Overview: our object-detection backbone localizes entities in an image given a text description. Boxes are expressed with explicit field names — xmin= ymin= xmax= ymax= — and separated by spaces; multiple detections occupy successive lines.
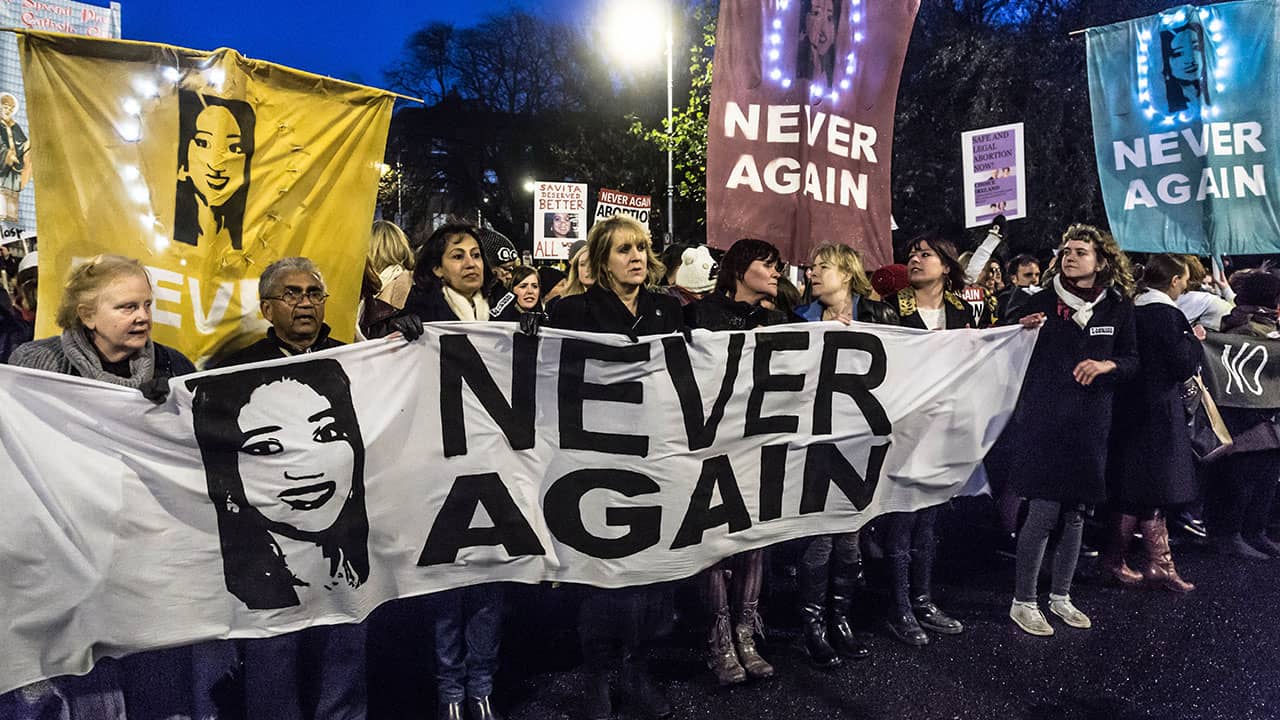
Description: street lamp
xmin=605 ymin=0 xmax=675 ymax=246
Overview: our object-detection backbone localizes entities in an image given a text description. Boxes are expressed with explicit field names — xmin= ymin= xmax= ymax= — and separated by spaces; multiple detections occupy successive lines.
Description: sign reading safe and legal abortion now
xmin=0 ymin=321 xmax=1035 ymax=693
xmin=1085 ymin=1 xmax=1280 ymax=255
xmin=961 ymin=123 xmax=1026 ymax=228
xmin=706 ymin=0 xmax=920 ymax=267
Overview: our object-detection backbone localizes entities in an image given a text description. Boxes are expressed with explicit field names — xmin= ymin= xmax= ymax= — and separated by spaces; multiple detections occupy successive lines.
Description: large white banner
xmin=0 ymin=322 xmax=1037 ymax=693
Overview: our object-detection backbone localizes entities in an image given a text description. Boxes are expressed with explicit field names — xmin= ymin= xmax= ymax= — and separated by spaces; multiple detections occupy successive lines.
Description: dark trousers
xmin=432 ymin=584 xmax=504 ymax=703
xmin=578 ymin=585 xmax=670 ymax=672
xmin=1212 ymin=451 xmax=1280 ymax=539
xmin=799 ymin=532 xmax=860 ymax=575
xmin=884 ymin=506 xmax=939 ymax=613
xmin=243 ymin=625 xmax=367 ymax=720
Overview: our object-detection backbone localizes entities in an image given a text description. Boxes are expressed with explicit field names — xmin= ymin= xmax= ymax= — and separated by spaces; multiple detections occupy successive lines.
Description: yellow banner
xmin=19 ymin=32 xmax=395 ymax=364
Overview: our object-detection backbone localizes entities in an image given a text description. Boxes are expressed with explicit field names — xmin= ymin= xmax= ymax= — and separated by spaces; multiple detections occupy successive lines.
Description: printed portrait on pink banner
xmin=706 ymin=0 xmax=919 ymax=267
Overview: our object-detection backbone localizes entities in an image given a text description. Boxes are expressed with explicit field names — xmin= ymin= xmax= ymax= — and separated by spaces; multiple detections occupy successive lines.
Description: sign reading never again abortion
xmin=0 ymin=322 xmax=1037 ymax=692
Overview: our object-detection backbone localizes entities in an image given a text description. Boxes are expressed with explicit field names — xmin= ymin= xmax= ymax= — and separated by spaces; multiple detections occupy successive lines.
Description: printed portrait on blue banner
xmin=188 ymin=358 xmax=370 ymax=610
xmin=1086 ymin=1 xmax=1280 ymax=256
xmin=174 ymin=91 xmax=256 ymax=250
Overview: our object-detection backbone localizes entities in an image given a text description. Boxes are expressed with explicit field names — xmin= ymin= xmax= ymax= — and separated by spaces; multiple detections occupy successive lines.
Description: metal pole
xmin=665 ymin=1 xmax=675 ymax=246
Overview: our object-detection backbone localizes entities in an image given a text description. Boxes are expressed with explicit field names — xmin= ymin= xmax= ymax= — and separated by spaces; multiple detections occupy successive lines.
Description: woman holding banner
xmin=793 ymin=243 xmax=893 ymax=667
xmin=6 ymin=254 xmax=232 ymax=719
xmin=880 ymin=234 xmax=981 ymax=646
xmin=1104 ymin=254 xmax=1202 ymax=592
xmin=686 ymin=238 xmax=790 ymax=685
xmin=991 ymin=224 xmax=1138 ymax=637
xmin=548 ymin=214 xmax=681 ymax=720
xmin=399 ymin=223 xmax=511 ymax=720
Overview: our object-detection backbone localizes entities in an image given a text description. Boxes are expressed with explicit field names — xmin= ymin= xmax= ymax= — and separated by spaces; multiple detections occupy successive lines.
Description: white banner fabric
xmin=0 ymin=322 xmax=1037 ymax=692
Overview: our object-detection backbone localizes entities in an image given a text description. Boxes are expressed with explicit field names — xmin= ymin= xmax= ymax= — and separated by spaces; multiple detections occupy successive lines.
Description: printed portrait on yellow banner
xmin=18 ymin=32 xmax=395 ymax=364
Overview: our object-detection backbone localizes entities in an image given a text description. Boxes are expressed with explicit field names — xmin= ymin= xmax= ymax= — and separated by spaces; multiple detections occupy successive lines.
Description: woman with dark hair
xmin=685 ymin=238 xmax=787 ymax=685
xmin=795 ymin=0 xmax=841 ymax=89
xmin=548 ymin=214 xmax=681 ymax=720
xmin=1160 ymin=22 xmax=1211 ymax=114
xmin=991 ymin=224 xmax=1138 ymax=637
xmin=399 ymin=222 xmax=512 ymax=720
xmin=1208 ymin=269 xmax=1280 ymax=560
xmin=1104 ymin=254 xmax=1202 ymax=592
xmin=877 ymin=234 xmax=988 ymax=646
xmin=508 ymin=265 xmax=542 ymax=313
xmin=174 ymin=91 xmax=255 ymax=249
xmin=189 ymin=358 xmax=369 ymax=609
xmin=791 ymin=242 xmax=892 ymax=667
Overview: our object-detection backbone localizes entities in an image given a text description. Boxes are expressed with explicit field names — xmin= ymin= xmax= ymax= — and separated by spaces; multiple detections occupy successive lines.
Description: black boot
xmin=468 ymin=696 xmax=503 ymax=720
xmin=797 ymin=563 xmax=842 ymax=668
xmin=912 ymin=595 xmax=963 ymax=635
xmin=886 ymin=552 xmax=928 ymax=646
xmin=621 ymin=653 xmax=671 ymax=719
xmin=829 ymin=559 xmax=870 ymax=660
xmin=1245 ymin=532 xmax=1280 ymax=558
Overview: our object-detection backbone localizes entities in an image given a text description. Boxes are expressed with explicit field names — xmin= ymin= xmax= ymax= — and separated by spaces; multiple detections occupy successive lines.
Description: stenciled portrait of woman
xmin=174 ymin=91 xmax=256 ymax=250
xmin=795 ymin=0 xmax=842 ymax=89
xmin=188 ymin=358 xmax=370 ymax=610
xmin=1160 ymin=21 xmax=1212 ymax=114
xmin=543 ymin=211 xmax=578 ymax=239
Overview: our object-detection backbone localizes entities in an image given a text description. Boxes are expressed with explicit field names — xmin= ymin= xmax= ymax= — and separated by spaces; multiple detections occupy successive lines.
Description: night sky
xmin=120 ymin=0 xmax=585 ymax=91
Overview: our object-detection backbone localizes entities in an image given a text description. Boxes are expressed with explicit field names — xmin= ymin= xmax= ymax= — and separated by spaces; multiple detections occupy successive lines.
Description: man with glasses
xmin=206 ymin=254 xmax=367 ymax=719
xmin=215 ymin=256 xmax=344 ymax=367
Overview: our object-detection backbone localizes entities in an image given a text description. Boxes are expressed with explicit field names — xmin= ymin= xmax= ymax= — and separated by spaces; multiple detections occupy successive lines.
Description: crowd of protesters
xmin=1 ymin=212 xmax=1279 ymax=720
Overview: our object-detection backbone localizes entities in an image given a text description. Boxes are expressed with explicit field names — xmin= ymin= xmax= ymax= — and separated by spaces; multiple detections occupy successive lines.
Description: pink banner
xmin=706 ymin=0 xmax=918 ymax=267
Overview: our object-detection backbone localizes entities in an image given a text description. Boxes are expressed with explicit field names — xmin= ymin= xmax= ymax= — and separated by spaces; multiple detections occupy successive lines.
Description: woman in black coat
xmin=401 ymin=223 xmax=510 ymax=720
xmin=685 ymin=238 xmax=787 ymax=686
xmin=790 ymin=242 xmax=889 ymax=668
xmin=879 ymin=234 xmax=986 ymax=647
xmin=1103 ymin=254 xmax=1202 ymax=592
xmin=990 ymin=224 xmax=1138 ymax=637
xmin=547 ymin=215 xmax=681 ymax=720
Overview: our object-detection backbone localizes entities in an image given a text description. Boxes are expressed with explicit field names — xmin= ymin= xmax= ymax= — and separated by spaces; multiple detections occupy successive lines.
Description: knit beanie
xmin=476 ymin=228 xmax=519 ymax=268
xmin=871 ymin=264 xmax=910 ymax=298
xmin=674 ymin=246 xmax=718 ymax=293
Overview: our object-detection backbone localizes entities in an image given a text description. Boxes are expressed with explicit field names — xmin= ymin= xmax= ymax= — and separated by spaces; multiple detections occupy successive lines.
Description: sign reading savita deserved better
xmin=705 ymin=0 xmax=920 ymax=267
xmin=533 ymin=181 xmax=587 ymax=260
xmin=593 ymin=187 xmax=651 ymax=229
xmin=1086 ymin=1 xmax=1280 ymax=255
xmin=960 ymin=122 xmax=1026 ymax=228
xmin=0 ymin=322 xmax=1037 ymax=693
xmin=19 ymin=32 xmax=396 ymax=364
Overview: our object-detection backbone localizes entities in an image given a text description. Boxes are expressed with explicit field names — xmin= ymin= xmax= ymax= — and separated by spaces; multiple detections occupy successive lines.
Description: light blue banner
xmin=1087 ymin=1 xmax=1280 ymax=256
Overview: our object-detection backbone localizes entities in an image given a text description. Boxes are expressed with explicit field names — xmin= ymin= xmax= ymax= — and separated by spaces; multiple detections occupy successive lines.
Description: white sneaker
xmin=1009 ymin=600 xmax=1054 ymax=636
xmin=1048 ymin=594 xmax=1092 ymax=629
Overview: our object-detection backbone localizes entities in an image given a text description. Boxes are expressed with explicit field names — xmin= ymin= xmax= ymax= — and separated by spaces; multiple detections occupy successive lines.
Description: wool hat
xmin=476 ymin=228 xmax=519 ymax=268
xmin=1232 ymin=269 xmax=1280 ymax=308
xmin=538 ymin=266 xmax=566 ymax=293
xmin=871 ymin=264 xmax=910 ymax=298
xmin=674 ymin=246 xmax=718 ymax=293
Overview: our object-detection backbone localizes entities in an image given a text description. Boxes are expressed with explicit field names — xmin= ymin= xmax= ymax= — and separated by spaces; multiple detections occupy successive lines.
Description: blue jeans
xmin=242 ymin=624 xmax=368 ymax=720
xmin=432 ymin=585 xmax=504 ymax=703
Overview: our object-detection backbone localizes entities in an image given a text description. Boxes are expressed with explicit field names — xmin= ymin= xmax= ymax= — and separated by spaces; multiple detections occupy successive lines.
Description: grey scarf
xmin=59 ymin=328 xmax=156 ymax=389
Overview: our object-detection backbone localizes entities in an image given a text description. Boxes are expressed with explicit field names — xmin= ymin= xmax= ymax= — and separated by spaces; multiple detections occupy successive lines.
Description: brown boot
xmin=1139 ymin=514 xmax=1195 ymax=593
xmin=733 ymin=601 xmax=774 ymax=680
xmin=707 ymin=606 xmax=746 ymax=685
xmin=1101 ymin=513 xmax=1144 ymax=586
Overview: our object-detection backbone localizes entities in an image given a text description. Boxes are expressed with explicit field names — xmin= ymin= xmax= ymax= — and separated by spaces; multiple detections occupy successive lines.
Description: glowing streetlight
xmin=523 ymin=179 xmax=536 ymax=193
xmin=603 ymin=0 xmax=675 ymax=246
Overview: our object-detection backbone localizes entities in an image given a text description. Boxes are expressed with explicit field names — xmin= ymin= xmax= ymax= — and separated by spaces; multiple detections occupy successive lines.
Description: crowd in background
xmin=1 ymin=214 xmax=1279 ymax=720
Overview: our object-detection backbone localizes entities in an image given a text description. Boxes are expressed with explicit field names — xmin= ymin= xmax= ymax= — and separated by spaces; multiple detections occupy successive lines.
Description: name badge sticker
xmin=1090 ymin=326 xmax=1115 ymax=336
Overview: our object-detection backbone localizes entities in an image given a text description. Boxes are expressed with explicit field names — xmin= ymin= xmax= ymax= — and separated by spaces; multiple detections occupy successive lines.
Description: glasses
xmin=263 ymin=288 xmax=329 ymax=306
